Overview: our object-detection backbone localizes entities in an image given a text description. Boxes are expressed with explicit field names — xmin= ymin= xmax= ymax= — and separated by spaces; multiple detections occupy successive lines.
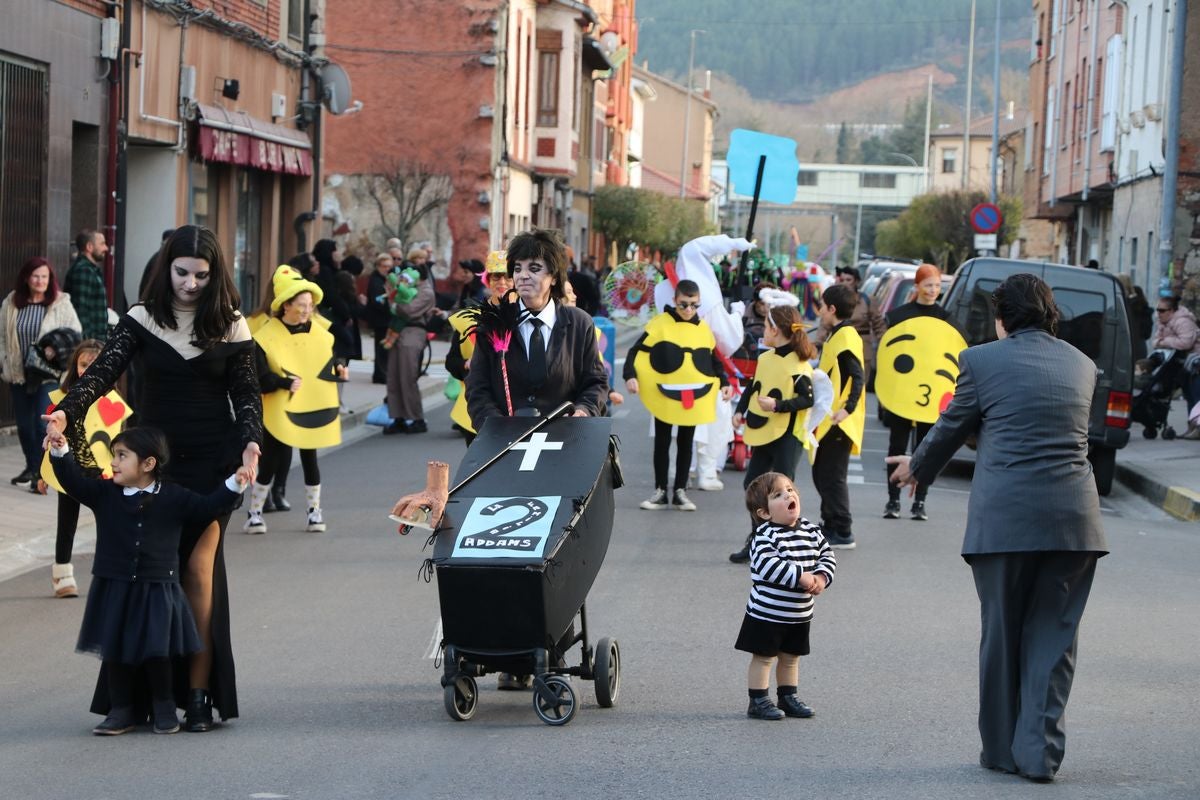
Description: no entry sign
xmin=969 ymin=202 xmax=1003 ymax=235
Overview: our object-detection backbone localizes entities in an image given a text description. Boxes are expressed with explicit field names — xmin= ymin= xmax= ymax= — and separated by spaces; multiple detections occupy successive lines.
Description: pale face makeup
xmin=171 ymin=257 xmax=211 ymax=305
xmin=513 ymin=258 xmax=554 ymax=312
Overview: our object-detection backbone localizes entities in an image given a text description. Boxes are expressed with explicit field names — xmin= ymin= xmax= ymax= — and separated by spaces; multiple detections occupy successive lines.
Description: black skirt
xmin=77 ymin=577 xmax=202 ymax=664
xmin=734 ymin=613 xmax=811 ymax=657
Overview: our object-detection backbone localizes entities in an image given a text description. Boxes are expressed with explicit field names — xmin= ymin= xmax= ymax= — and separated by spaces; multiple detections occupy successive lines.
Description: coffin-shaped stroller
xmin=430 ymin=413 xmax=622 ymax=725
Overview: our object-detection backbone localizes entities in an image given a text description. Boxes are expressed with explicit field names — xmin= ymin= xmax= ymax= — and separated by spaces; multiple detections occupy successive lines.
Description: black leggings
xmin=257 ymin=431 xmax=320 ymax=487
xmin=886 ymin=414 xmax=932 ymax=501
xmin=104 ymin=658 xmax=172 ymax=708
xmin=652 ymin=419 xmax=695 ymax=491
xmin=55 ymin=492 xmax=82 ymax=565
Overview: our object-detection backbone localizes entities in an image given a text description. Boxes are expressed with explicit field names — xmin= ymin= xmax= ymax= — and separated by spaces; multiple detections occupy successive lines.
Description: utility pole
xmin=1156 ymin=0 xmax=1188 ymax=297
xmin=963 ymin=0 xmax=976 ymax=190
xmin=989 ymin=0 xmax=1001 ymax=203
xmin=923 ymin=73 xmax=933 ymax=193
xmin=679 ymin=29 xmax=705 ymax=199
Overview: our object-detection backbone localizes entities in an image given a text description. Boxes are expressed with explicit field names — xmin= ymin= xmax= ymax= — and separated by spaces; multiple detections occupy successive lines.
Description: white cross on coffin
xmin=510 ymin=432 xmax=564 ymax=471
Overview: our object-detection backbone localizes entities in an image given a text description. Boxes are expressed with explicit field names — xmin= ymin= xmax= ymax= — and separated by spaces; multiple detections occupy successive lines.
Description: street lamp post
xmin=679 ymin=29 xmax=705 ymax=199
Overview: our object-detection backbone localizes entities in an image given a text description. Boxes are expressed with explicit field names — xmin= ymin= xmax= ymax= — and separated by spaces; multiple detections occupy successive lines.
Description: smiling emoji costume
xmin=253 ymin=265 xmax=342 ymax=449
xmin=630 ymin=307 xmax=721 ymax=426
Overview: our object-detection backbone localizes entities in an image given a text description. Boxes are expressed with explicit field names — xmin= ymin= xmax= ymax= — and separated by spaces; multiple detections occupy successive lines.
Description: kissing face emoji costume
xmin=875 ymin=316 xmax=967 ymax=424
xmin=631 ymin=310 xmax=720 ymax=426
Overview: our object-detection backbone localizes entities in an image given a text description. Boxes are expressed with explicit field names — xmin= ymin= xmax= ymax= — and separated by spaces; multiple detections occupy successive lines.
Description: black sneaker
xmin=883 ymin=499 xmax=901 ymax=519
xmin=746 ymin=695 xmax=785 ymax=720
xmin=911 ymin=501 xmax=928 ymax=521
xmin=183 ymin=689 xmax=213 ymax=732
xmin=728 ymin=546 xmax=750 ymax=564
xmin=827 ymin=532 xmax=857 ymax=550
xmin=152 ymin=701 xmax=180 ymax=734
xmin=92 ymin=707 xmax=135 ymax=736
xmin=777 ymin=694 xmax=815 ymax=718
xmin=10 ymin=469 xmax=33 ymax=486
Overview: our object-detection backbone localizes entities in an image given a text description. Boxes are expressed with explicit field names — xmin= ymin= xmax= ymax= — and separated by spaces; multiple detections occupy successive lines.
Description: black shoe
xmin=382 ymin=421 xmax=406 ymax=435
xmin=372 ymin=375 xmax=387 ymax=384
xmin=728 ymin=546 xmax=750 ymax=564
xmin=746 ymin=696 xmax=785 ymax=720
xmin=10 ymin=469 xmax=32 ymax=486
xmin=271 ymin=486 xmax=290 ymax=512
xmin=777 ymin=693 xmax=815 ymax=718
xmin=183 ymin=689 xmax=213 ymax=732
xmin=152 ymin=700 xmax=180 ymax=734
xmin=910 ymin=501 xmax=928 ymax=521
xmin=827 ymin=532 xmax=857 ymax=550
xmin=883 ymin=499 xmax=901 ymax=519
xmin=497 ymin=673 xmax=532 ymax=690
xmin=408 ymin=419 xmax=428 ymax=434
xmin=262 ymin=492 xmax=277 ymax=513
xmin=92 ymin=707 xmax=135 ymax=736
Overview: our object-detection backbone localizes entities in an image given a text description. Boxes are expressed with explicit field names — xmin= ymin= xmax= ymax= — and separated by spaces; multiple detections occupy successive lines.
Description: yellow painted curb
xmin=1163 ymin=486 xmax=1200 ymax=522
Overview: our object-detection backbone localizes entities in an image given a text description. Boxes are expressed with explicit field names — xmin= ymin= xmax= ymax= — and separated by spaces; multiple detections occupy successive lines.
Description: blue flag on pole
xmin=727 ymin=129 xmax=800 ymax=205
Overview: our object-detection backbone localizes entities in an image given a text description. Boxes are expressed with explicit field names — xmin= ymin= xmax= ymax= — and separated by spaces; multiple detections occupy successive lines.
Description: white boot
xmin=51 ymin=563 xmax=78 ymax=598
xmin=243 ymin=481 xmax=270 ymax=534
xmin=695 ymin=440 xmax=724 ymax=491
xmin=305 ymin=485 xmax=326 ymax=532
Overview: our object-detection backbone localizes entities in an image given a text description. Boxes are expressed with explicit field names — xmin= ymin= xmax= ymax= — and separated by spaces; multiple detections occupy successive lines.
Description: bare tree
xmin=363 ymin=158 xmax=454 ymax=246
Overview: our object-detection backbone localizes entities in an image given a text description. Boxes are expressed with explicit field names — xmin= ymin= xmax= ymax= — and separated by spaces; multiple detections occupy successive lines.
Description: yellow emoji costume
xmin=40 ymin=388 xmax=132 ymax=493
xmin=875 ymin=315 xmax=967 ymax=424
xmin=742 ymin=348 xmax=816 ymax=453
xmin=254 ymin=265 xmax=342 ymax=449
xmin=629 ymin=310 xmax=721 ymax=426
xmin=815 ymin=325 xmax=866 ymax=454
xmin=446 ymin=307 xmax=480 ymax=433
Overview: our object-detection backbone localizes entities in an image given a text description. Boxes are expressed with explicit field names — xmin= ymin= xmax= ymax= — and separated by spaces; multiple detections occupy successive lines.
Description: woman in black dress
xmin=46 ymin=225 xmax=262 ymax=731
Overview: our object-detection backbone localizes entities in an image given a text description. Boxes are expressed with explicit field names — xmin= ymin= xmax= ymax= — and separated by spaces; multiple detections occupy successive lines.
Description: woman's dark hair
xmin=13 ymin=257 xmax=60 ymax=309
xmin=142 ymin=225 xmax=241 ymax=349
xmin=61 ymin=339 xmax=104 ymax=392
xmin=312 ymin=239 xmax=339 ymax=271
xmin=341 ymin=255 xmax=364 ymax=276
xmin=112 ymin=426 xmax=171 ymax=480
xmin=822 ymin=283 xmax=857 ymax=320
xmin=506 ymin=228 xmax=567 ymax=302
xmin=766 ymin=305 xmax=817 ymax=360
xmin=745 ymin=471 xmax=788 ymax=523
xmin=991 ymin=273 xmax=1059 ymax=335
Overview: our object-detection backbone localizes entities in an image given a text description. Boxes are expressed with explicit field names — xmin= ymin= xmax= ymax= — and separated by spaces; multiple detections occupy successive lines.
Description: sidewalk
xmin=1113 ymin=395 xmax=1200 ymax=521
xmin=0 ymin=333 xmax=453 ymax=584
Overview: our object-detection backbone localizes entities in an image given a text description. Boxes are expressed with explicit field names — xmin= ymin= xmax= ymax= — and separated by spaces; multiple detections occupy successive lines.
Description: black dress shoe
xmin=776 ymin=694 xmax=815 ymax=718
xmin=746 ymin=696 xmax=784 ymax=720
xmin=92 ymin=707 xmax=135 ymax=735
xmin=183 ymin=689 xmax=213 ymax=732
xmin=382 ymin=421 xmax=405 ymax=435
xmin=728 ymin=546 xmax=750 ymax=564
xmin=270 ymin=486 xmax=290 ymax=512
xmin=408 ymin=419 xmax=428 ymax=433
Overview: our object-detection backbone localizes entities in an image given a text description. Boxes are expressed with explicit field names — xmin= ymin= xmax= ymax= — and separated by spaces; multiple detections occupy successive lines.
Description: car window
xmin=954 ymin=277 xmax=1002 ymax=345
xmin=1052 ymin=286 xmax=1107 ymax=361
xmin=888 ymin=278 xmax=914 ymax=311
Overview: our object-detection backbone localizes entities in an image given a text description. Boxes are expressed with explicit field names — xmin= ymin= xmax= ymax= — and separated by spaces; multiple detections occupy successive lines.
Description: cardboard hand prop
xmin=391 ymin=461 xmax=450 ymax=534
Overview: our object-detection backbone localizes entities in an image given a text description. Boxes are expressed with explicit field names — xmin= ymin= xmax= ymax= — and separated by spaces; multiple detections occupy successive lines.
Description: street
xmin=2 ymin=395 xmax=1198 ymax=799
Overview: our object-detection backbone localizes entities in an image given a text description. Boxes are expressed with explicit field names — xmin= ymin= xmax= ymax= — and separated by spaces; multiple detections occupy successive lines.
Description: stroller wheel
xmin=1163 ymin=426 xmax=1178 ymax=440
xmin=593 ymin=637 xmax=621 ymax=708
xmin=533 ymin=675 xmax=577 ymax=726
xmin=1143 ymin=426 xmax=1158 ymax=439
xmin=444 ymin=675 xmax=478 ymax=721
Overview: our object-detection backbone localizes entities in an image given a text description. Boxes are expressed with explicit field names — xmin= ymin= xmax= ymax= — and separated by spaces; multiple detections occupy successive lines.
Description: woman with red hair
xmin=0 ymin=257 xmax=81 ymax=489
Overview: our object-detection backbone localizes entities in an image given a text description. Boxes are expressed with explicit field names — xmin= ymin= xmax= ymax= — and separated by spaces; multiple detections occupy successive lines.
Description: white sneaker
xmin=639 ymin=488 xmax=669 ymax=510
xmin=306 ymin=508 xmax=327 ymax=533
xmin=672 ymin=488 xmax=697 ymax=511
xmin=243 ymin=512 xmax=267 ymax=534
xmin=697 ymin=476 xmax=724 ymax=491
xmin=51 ymin=563 xmax=78 ymax=598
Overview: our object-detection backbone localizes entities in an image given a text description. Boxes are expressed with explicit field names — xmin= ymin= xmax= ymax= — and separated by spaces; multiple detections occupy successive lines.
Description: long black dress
xmin=58 ymin=304 xmax=262 ymax=720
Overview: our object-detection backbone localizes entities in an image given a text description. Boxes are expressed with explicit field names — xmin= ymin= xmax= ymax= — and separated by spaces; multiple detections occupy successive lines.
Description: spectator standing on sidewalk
xmin=65 ymin=230 xmax=110 ymax=343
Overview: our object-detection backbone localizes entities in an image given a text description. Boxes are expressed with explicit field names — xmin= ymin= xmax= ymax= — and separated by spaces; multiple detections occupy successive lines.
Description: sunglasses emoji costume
xmin=874 ymin=315 xmax=967 ymax=424
xmin=254 ymin=265 xmax=343 ymax=449
xmin=630 ymin=306 xmax=721 ymax=426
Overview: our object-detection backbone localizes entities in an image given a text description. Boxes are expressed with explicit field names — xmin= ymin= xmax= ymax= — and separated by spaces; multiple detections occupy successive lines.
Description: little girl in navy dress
xmin=48 ymin=426 xmax=250 ymax=735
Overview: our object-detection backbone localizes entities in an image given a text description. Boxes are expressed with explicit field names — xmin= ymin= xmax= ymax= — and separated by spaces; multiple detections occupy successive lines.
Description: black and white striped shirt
xmin=746 ymin=517 xmax=836 ymax=624
xmin=15 ymin=303 xmax=47 ymax=357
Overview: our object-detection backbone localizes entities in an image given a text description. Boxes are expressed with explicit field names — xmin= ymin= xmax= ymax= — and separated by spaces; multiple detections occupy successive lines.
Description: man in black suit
xmin=888 ymin=273 xmax=1108 ymax=782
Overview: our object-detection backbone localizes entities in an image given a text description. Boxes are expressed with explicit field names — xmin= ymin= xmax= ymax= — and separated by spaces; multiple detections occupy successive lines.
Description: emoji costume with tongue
xmin=628 ymin=306 xmax=722 ymax=426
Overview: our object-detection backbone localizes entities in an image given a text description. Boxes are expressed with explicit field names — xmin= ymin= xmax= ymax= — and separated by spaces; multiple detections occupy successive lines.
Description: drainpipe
xmin=1155 ymin=0 xmax=1187 ymax=297
xmin=1081 ymin=0 xmax=1100 ymax=202
xmin=1048 ymin=0 xmax=1067 ymax=210
xmin=103 ymin=1 xmax=121 ymax=304
xmin=137 ymin=0 xmax=185 ymax=150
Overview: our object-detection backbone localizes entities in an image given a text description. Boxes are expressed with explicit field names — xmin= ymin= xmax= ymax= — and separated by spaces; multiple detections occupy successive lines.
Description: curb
xmin=1116 ymin=463 xmax=1200 ymax=522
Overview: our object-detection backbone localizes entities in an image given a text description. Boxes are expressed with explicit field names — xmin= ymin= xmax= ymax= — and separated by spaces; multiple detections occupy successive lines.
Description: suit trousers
xmin=811 ymin=426 xmax=853 ymax=535
xmin=386 ymin=326 xmax=427 ymax=421
xmin=967 ymin=551 xmax=1099 ymax=778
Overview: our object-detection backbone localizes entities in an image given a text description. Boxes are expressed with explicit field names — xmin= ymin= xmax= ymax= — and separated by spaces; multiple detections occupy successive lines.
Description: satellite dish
xmin=320 ymin=63 xmax=354 ymax=115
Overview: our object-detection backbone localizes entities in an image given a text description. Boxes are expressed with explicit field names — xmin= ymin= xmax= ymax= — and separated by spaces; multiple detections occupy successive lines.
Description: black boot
xmin=271 ymin=477 xmax=290 ymax=512
xmin=184 ymin=689 xmax=213 ymax=732
xmin=92 ymin=706 xmax=136 ymax=735
xmin=728 ymin=531 xmax=753 ymax=563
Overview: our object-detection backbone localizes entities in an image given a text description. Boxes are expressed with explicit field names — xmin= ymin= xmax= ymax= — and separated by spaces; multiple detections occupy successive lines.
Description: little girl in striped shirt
xmin=734 ymin=471 xmax=836 ymax=720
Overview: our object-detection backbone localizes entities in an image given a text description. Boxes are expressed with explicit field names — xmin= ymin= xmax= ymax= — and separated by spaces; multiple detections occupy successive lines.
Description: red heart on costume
xmin=97 ymin=396 xmax=126 ymax=427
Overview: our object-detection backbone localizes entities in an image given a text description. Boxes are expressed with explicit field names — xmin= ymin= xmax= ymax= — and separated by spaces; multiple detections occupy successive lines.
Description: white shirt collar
xmin=519 ymin=299 xmax=557 ymax=330
xmin=122 ymin=482 xmax=159 ymax=496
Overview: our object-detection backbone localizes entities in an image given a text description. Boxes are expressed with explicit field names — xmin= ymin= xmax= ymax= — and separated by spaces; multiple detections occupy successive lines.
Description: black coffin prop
xmin=433 ymin=416 xmax=616 ymax=653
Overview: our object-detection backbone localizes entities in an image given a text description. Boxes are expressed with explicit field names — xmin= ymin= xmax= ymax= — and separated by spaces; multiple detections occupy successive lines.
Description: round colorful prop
xmin=603 ymin=261 xmax=662 ymax=328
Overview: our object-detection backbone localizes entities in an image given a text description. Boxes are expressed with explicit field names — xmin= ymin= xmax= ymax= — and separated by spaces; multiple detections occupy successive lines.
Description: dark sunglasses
xmin=676 ymin=301 xmax=700 ymax=310
xmin=636 ymin=341 xmax=716 ymax=376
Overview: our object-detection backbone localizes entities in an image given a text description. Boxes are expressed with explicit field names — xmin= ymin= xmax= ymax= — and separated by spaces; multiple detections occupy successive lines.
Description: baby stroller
xmin=1132 ymin=348 xmax=1182 ymax=439
xmin=429 ymin=410 xmax=622 ymax=726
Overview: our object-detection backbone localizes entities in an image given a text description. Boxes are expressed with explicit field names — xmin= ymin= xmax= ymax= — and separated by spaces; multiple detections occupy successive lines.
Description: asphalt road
xmin=2 ymin=396 xmax=1198 ymax=799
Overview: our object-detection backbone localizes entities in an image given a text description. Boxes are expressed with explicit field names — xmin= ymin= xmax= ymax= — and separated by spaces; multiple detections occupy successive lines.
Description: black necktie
xmin=528 ymin=318 xmax=547 ymax=386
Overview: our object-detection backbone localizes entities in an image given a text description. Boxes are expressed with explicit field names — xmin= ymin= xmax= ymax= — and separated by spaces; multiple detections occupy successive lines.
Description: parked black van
xmin=940 ymin=257 xmax=1133 ymax=495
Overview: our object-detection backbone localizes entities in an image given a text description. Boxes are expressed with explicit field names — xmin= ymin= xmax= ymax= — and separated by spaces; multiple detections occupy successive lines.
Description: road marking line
xmin=848 ymin=476 xmax=865 ymax=484
xmin=425 ymin=619 xmax=443 ymax=660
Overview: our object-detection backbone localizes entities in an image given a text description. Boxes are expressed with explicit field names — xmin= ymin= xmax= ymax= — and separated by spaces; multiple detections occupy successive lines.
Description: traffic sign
xmin=973 ymin=233 xmax=998 ymax=251
xmin=969 ymin=202 xmax=1003 ymax=235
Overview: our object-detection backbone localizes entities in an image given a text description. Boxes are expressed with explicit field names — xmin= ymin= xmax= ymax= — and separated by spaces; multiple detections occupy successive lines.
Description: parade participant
xmin=811 ymin=284 xmax=865 ymax=550
xmin=244 ymin=265 xmax=346 ymax=535
xmin=728 ymin=298 xmax=821 ymax=563
xmin=875 ymin=263 xmax=965 ymax=521
xmin=1 ymin=257 xmax=82 ymax=490
xmin=888 ymin=273 xmax=1107 ymax=782
xmin=446 ymin=252 xmax=514 ymax=445
xmin=465 ymin=228 xmax=607 ymax=425
xmin=382 ymin=248 xmax=436 ymax=435
xmin=625 ymin=279 xmax=731 ymax=512
xmin=45 ymin=224 xmax=262 ymax=732
xmin=48 ymin=425 xmax=251 ymax=735
xmin=809 ymin=266 xmax=885 ymax=374
xmin=43 ymin=339 xmax=132 ymax=597
xmin=735 ymin=471 xmax=835 ymax=720
xmin=563 ymin=276 xmax=624 ymax=411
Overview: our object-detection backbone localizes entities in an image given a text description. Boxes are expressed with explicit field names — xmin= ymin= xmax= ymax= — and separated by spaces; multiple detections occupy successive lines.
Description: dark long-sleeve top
xmin=829 ymin=321 xmax=865 ymax=414
xmin=254 ymin=319 xmax=312 ymax=392
xmin=734 ymin=344 xmax=814 ymax=416
xmin=50 ymin=450 xmax=241 ymax=582
xmin=746 ymin=517 xmax=836 ymax=624
xmin=621 ymin=306 xmax=729 ymax=387
xmin=366 ymin=269 xmax=391 ymax=329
